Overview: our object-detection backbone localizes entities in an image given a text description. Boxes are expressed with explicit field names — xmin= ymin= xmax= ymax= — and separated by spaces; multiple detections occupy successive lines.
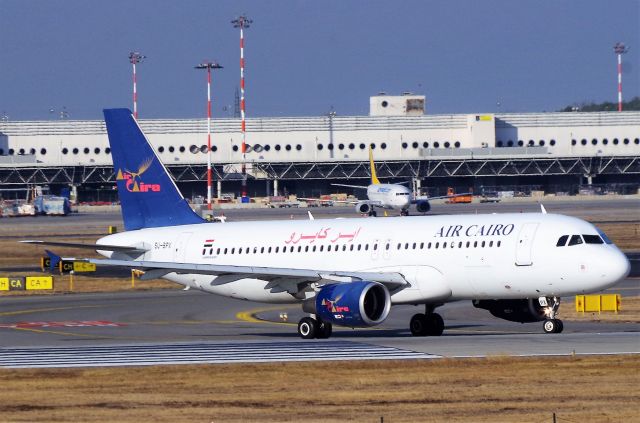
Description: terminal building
xmin=0 ymin=94 xmax=638 ymax=201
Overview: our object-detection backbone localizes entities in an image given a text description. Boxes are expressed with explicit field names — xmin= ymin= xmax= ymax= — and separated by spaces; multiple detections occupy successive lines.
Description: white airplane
xmin=306 ymin=149 xmax=470 ymax=216
xmin=23 ymin=109 xmax=630 ymax=339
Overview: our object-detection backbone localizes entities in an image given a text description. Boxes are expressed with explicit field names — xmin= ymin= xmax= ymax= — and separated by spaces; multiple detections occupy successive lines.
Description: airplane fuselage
xmin=366 ymin=183 xmax=412 ymax=211
xmin=98 ymin=213 xmax=629 ymax=305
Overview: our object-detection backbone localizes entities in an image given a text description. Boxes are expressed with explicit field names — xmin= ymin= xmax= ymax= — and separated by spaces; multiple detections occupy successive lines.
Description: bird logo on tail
xmin=116 ymin=157 xmax=161 ymax=193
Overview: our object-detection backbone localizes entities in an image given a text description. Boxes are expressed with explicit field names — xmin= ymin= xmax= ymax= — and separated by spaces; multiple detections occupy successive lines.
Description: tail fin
xmin=103 ymin=108 xmax=204 ymax=231
xmin=45 ymin=249 xmax=61 ymax=272
xmin=369 ymin=147 xmax=380 ymax=185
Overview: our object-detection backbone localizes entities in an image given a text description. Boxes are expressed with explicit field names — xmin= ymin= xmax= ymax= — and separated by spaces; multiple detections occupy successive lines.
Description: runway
xmin=0 ymin=278 xmax=637 ymax=368
xmin=1 ymin=197 xmax=638 ymax=368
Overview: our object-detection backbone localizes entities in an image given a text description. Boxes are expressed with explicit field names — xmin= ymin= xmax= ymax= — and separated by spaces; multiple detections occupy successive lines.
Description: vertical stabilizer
xmin=369 ymin=147 xmax=381 ymax=185
xmin=103 ymin=108 xmax=204 ymax=231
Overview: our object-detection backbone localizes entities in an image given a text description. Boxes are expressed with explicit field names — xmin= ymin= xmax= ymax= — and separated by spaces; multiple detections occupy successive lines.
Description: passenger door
xmin=173 ymin=232 xmax=193 ymax=263
xmin=515 ymin=223 xmax=539 ymax=266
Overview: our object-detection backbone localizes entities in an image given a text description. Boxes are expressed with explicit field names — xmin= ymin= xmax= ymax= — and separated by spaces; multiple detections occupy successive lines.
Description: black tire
xmin=554 ymin=319 xmax=564 ymax=334
xmin=427 ymin=313 xmax=444 ymax=336
xmin=298 ymin=317 xmax=317 ymax=339
xmin=316 ymin=321 xmax=333 ymax=339
xmin=410 ymin=313 xmax=428 ymax=336
xmin=370 ymin=210 xmax=377 ymax=217
xmin=543 ymin=319 xmax=559 ymax=334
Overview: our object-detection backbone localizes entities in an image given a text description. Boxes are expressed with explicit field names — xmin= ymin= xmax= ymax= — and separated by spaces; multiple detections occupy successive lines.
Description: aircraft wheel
xmin=298 ymin=317 xmax=317 ymax=339
xmin=543 ymin=318 xmax=563 ymax=334
xmin=316 ymin=321 xmax=333 ymax=339
xmin=427 ymin=313 xmax=444 ymax=336
xmin=401 ymin=210 xmax=409 ymax=216
xmin=369 ymin=210 xmax=377 ymax=217
xmin=410 ymin=313 xmax=428 ymax=336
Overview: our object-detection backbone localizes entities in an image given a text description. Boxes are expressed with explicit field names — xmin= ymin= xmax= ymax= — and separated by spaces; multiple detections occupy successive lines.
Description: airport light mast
xmin=195 ymin=61 xmax=223 ymax=210
xmin=232 ymin=14 xmax=252 ymax=201
xmin=613 ymin=42 xmax=629 ymax=112
xmin=129 ymin=52 xmax=145 ymax=119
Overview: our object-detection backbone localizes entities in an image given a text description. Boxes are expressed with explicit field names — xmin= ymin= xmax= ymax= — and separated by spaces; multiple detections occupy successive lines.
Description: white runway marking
xmin=0 ymin=341 xmax=439 ymax=369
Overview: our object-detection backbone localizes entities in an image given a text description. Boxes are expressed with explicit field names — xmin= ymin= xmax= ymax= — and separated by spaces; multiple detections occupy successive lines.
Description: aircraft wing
xmin=86 ymin=258 xmax=408 ymax=293
xmin=298 ymin=197 xmax=362 ymax=206
xmin=20 ymin=240 xmax=147 ymax=254
xmin=414 ymin=192 xmax=474 ymax=201
xmin=331 ymin=183 xmax=369 ymax=190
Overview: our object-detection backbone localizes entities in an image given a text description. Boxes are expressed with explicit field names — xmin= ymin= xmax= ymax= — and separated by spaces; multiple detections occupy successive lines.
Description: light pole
xmin=195 ymin=61 xmax=223 ymax=210
xmin=613 ymin=42 xmax=629 ymax=112
xmin=129 ymin=52 xmax=146 ymax=119
xmin=232 ymin=14 xmax=252 ymax=201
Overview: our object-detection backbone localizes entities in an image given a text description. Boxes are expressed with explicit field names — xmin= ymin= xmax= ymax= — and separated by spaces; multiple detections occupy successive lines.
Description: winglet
xmin=540 ymin=204 xmax=547 ymax=214
xmin=308 ymin=211 xmax=315 ymax=220
xmin=369 ymin=147 xmax=381 ymax=185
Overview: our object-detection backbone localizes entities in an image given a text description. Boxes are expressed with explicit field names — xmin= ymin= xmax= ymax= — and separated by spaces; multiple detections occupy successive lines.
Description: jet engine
xmin=472 ymin=299 xmax=547 ymax=323
xmin=355 ymin=201 xmax=372 ymax=215
xmin=304 ymin=281 xmax=391 ymax=327
xmin=415 ymin=200 xmax=431 ymax=213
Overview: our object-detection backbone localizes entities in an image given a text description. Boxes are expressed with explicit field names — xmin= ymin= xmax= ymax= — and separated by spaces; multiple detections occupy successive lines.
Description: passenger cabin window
xmin=556 ymin=235 xmax=569 ymax=247
xmin=582 ymin=235 xmax=604 ymax=244
xmin=568 ymin=235 xmax=583 ymax=246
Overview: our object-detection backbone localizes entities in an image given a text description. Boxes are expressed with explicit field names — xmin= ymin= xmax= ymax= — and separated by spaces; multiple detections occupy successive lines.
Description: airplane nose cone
xmin=614 ymin=251 xmax=632 ymax=281
xmin=603 ymin=249 xmax=631 ymax=288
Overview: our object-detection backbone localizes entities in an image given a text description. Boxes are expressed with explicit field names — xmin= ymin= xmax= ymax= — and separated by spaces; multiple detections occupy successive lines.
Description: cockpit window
xmin=395 ymin=192 xmax=410 ymax=196
xmin=567 ymin=235 xmax=583 ymax=246
xmin=583 ymin=234 xmax=604 ymax=244
xmin=556 ymin=235 xmax=569 ymax=247
xmin=596 ymin=228 xmax=613 ymax=244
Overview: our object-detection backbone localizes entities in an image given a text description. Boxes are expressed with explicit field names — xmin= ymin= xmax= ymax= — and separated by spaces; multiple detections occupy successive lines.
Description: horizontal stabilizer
xmin=20 ymin=240 xmax=147 ymax=254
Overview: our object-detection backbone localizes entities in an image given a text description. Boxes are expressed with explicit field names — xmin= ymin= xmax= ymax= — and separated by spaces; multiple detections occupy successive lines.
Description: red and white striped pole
xmin=613 ymin=42 xmax=629 ymax=112
xmin=195 ymin=62 xmax=223 ymax=210
xmin=129 ymin=52 xmax=145 ymax=119
xmin=232 ymin=15 xmax=252 ymax=200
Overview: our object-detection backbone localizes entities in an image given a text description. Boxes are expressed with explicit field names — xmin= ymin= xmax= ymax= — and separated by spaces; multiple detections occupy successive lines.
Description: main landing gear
xmin=409 ymin=305 xmax=444 ymax=336
xmin=541 ymin=296 xmax=563 ymax=334
xmin=298 ymin=316 xmax=332 ymax=339
xmin=368 ymin=210 xmax=377 ymax=217
xmin=400 ymin=209 xmax=409 ymax=216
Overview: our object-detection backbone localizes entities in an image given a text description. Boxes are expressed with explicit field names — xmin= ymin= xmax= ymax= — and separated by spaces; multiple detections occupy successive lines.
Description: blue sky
xmin=1 ymin=0 xmax=638 ymax=120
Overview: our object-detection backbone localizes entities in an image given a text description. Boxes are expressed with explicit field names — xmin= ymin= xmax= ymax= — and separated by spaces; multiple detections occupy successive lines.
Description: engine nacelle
xmin=305 ymin=281 xmax=391 ymax=327
xmin=472 ymin=299 xmax=547 ymax=323
xmin=415 ymin=200 xmax=431 ymax=213
xmin=355 ymin=201 xmax=371 ymax=214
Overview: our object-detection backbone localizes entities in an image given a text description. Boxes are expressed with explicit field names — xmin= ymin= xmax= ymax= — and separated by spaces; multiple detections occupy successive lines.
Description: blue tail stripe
xmin=103 ymin=109 xmax=204 ymax=231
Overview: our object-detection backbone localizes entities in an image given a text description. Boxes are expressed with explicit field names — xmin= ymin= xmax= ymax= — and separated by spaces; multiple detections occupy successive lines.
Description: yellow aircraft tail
xmin=369 ymin=148 xmax=381 ymax=185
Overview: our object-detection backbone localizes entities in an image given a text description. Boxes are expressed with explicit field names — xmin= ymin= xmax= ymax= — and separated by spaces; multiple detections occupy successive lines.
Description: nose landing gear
xmin=540 ymin=296 xmax=563 ymax=334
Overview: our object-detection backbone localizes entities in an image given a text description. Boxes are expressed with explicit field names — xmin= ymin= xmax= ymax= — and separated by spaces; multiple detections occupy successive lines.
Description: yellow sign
xmin=26 ymin=276 xmax=54 ymax=290
xmin=575 ymin=294 xmax=621 ymax=313
xmin=0 ymin=278 xmax=8 ymax=291
xmin=73 ymin=262 xmax=96 ymax=272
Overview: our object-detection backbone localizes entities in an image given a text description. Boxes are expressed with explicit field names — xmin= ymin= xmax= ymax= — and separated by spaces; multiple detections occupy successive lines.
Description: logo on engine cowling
xmin=321 ymin=297 xmax=350 ymax=314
